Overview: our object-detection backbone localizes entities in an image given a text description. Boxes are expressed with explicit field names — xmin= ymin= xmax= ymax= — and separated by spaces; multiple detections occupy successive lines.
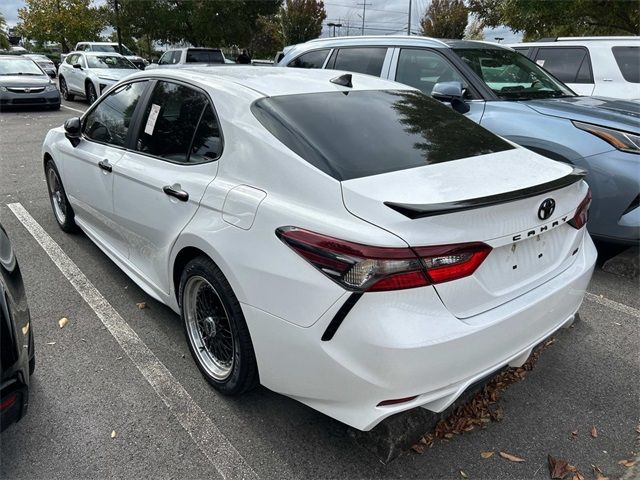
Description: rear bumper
xmin=244 ymin=233 xmax=597 ymax=430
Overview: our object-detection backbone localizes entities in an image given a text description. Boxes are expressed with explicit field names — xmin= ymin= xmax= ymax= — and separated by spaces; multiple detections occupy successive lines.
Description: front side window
xmin=252 ymin=90 xmax=513 ymax=181
xmin=86 ymin=55 xmax=136 ymax=69
xmin=83 ymin=81 xmax=148 ymax=147
xmin=288 ymin=49 xmax=330 ymax=69
xmin=135 ymin=81 xmax=210 ymax=163
xmin=612 ymin=46 xmax=640 ymax=83
xmin=66 ymin=54 xmax=78 ymax=65
xmin=78 ymin=55 xmax=87 ymax=68
xmin=454 ymin=47 xmax=574 ymax=100
xmin=328 ymin=47 xmax=387 ymax=76
xmin=534 ymin=47 xmax=593 ymax=84
xmin=186 ymin=49 xmax=224 ymax=64
xmin=396 ymin=48 xmax=467 ymax=96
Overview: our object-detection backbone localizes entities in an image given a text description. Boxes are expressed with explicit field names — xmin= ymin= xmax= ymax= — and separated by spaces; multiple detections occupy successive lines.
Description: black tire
xmin=45 ymin=159 xmax=78 ymax=233
xmin=59 ymin=76 xmax=74 ymax=101
xmin=50 ymin=103 xmax=61 ymax=111
xmin=179 ymin=256 xmax=258 ymax=395
xmin=86 ymin=82 xmax=97 ymax=105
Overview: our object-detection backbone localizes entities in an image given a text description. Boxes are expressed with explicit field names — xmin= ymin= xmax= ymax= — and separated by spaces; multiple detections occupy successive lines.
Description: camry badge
xmin=538 ymin=198 xmax=556 ymax=220
xmin=24 ymin=88 xmax=31 ymax=93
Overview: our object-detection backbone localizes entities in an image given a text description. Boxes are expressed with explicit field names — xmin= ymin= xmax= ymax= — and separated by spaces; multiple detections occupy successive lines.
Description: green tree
xmin=251 ymin=14 xmax=285 ymax=59
xmin=17 ymin=0 xmax=107 ymax=52
xmin=280 ymin=0 xmax=326 ymax=45
xmin=420 ymin=0 xmax=468 ymax=39
xmin=468 ymin=0 xmax=639 ymax=40
xmin=0 ymin=13 xmax=10 ymax=50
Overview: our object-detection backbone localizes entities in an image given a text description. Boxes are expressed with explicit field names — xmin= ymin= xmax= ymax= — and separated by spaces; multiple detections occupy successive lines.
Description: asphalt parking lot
xmin=0 ymin=96 xmax=638 ymax=480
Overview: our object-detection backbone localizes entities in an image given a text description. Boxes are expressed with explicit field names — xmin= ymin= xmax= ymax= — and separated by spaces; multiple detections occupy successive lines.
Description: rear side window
xmin=84 ymin=81 xmax=147 ymax=147
xmin=612 ymin=47 xmax=639 ymax=83
xmin=288 ymin=49 xmax=330 ymax=68
xmin=252 ymin=90 xmax=513 ymax=181
xmin=135 ymin=81 xmax=213 ymax=163
xmin=190 ymin=104 xmax=223 ymax=162
xmin=186 ymin=49 xmax=224 ymax=64
xmin=328 ymin=47 xmax=387 ymax=76
xmin=534 ymin=47 xmax=593 ymax=83
xmin=512 ymin=47 xmax=531 ymax=57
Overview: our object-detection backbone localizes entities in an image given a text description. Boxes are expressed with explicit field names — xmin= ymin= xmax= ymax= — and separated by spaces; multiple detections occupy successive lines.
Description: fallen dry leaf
xmin=591 ymin=426 xmax=598 ymax=438
xmin=571 ymin=430 xmax=578 ymax=438
xmin=591 ymin=465 xmax=609 ymax=480
xmin=618 ymin=459 xmax=635 ymax=468
xmin=499 ymin=451 xmax=525 ymax=463
xmin=548 ymin=454 xmax=570 ymax=479
xmin=58 ymin=317 xmax=68 ymax=329
xmin=46 ymin=341 xmax=56 ymax=345
xmin=411 ymin=443 xmax=427 ymax=454
xmin=460 ymin=471 xmax=468 ymax=478
xmin=571 ymin=472 xmax=585 ymax=480
xmin=480 ymin=451 xmax=494 ymax=459
xmin=136 ymin=302 xmax=147 ymax=309
xmin=111 ymin=430 xmax=117 ymax=439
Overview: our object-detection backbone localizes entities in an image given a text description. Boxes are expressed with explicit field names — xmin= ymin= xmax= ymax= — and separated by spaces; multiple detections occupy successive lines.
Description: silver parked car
xmin=58 ymin=52 xmax=138 ymax=104
xmin=0 ymin=55 xmax=60 ymax=110
xmin=22 ymin=54 xmax=57 ymax=78
xmin=279 ymin=36 xmax=640 ymax=245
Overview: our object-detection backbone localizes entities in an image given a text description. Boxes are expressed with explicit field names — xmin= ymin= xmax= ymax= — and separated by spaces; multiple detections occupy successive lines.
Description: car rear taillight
xmin=276 ymin=227 xmax=492 ymax=292
xmin=568 ymin=188 xmax=592 ymax=230
xmin=0 ymin=393 xmax=17 ymax=411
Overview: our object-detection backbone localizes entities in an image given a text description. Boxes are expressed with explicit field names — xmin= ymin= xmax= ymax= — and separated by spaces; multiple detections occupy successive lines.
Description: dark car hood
xmin=524 ymin=96 xmax=640 ymax=133
xmin=0 ymin=74 xmax=51 ymax=88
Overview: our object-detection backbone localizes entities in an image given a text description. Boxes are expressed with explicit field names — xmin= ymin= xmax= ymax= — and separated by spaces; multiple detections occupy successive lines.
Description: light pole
xmin=357 ymin=2 xmax=372 ymax=35
xmin=494 ymin=37 xmax=504 ymax=43
xmin=327 ymin=22 xmax=343 ymax=37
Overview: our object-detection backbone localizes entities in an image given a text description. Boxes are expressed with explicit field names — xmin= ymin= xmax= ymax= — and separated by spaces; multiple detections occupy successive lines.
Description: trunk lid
xmin=341 ymin=148 xmax=588 ymax=319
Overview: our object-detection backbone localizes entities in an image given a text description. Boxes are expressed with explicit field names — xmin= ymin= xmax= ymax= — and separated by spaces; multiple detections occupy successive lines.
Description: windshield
xmin=87 ymin=55 xmax=136 ymax=69
xmin=453 ymin=48 xmax=574 ymax=100
xmin=25 ymin=55 xmax=50 ymax=62
xmin=0 ymin=58 xmax=45 ymax=76
xmin=92 ymin=44 xmax=135 ymax=55
xmin=252 ymin=90 xmax=513 ymax=181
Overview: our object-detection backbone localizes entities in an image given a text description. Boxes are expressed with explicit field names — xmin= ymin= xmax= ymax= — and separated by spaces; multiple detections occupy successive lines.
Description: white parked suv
xmin=58 ymin=52 xmax=138 ymax=104
xmin=509 ymin=36 xmax=640 ymax=100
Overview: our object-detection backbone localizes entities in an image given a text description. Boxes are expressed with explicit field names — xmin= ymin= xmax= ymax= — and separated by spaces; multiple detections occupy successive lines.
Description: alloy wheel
xmin=183 ymin=276 xmax=235 ymax=380
xmin=47 ymin=167 xmax=67 ymax=224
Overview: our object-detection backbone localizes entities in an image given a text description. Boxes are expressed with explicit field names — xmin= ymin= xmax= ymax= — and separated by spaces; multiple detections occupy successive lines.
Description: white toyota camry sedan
xmin=42 ymin=67 xmax=597 ymax=430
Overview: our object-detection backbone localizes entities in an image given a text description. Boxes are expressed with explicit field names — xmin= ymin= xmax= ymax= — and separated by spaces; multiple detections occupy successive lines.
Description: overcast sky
xmin=1 ymin=0 xmax=522 ymax=43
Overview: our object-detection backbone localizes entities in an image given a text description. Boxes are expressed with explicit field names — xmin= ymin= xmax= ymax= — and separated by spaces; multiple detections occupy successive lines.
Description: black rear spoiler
xmin=385 ymin=167 xmax=587 ymax=219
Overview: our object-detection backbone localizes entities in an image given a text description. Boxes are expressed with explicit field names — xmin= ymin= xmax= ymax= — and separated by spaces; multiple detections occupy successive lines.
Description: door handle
xmin=98 ymin=159 xmax=112 ymax=172
xmin=163 ymin=185 xmax=189 ymax=202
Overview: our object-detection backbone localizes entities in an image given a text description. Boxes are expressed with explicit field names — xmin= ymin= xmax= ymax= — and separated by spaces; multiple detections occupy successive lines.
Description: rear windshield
xmin=252 ymin=90 xmax=513 ymax=181
xmin=186 ymin=49 xmax=224 ymax=64
xmin=612 ymin=47 xmax=639 ymax=83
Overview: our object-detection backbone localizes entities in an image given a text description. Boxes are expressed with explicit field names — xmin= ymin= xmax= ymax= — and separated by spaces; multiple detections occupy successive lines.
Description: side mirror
xmin=72 ymin=63 xmax=82 ymax=69
xmin=64 ymin=117 xmax=82 ymax=147
xmin=431 ymin=81 xmax=470 ymax=114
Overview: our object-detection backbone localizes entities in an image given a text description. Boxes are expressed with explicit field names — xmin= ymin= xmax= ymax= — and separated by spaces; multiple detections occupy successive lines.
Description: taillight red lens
xmin=277 ymin=227 xmax=492 ymax=292
xmin=415 ymin=243 xmax=493 ymax=284
xmin=568 ymin=188 xmax=592 ymax=230
xmin=0 ymin=393 xmax=17 ymax=411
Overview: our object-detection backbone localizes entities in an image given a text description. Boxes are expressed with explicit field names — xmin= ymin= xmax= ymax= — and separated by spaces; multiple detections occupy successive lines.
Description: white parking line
xmin=8 ymin=202 xmax=258 ymax=480
xmin=585 ymin=292 xmax=640 ymax=319
xmin=60 ymin=104 xmax=86 ymax=114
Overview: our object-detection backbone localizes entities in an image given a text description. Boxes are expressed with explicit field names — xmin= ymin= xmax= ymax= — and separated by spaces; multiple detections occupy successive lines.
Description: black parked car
xmin=0 ymin=224 xmax=34 ymax=432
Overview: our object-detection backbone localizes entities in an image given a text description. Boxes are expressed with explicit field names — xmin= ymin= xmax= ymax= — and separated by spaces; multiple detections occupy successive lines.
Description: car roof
xmin=126 ymin=66 xmax=414 ymax=98
xmin=73 ymin=51 xmax=123 ymax=57
xmin=510 ymin=36 xmax=640 ymax=47
xmin=284 ymin=35 xmax=511 ymax=58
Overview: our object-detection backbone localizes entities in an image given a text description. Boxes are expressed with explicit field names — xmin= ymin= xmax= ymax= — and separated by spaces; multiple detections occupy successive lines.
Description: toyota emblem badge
xmin=538 ymin=198 xmax=556 ymax=220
